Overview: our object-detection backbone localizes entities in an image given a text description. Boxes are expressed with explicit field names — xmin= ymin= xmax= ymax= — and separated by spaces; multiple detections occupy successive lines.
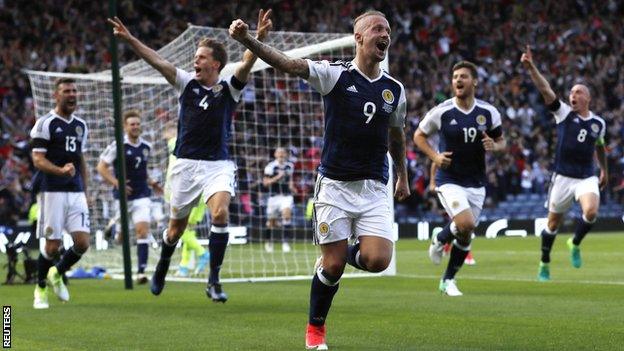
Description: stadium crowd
xmin=1 ymin=0 xmax=624 ymax=225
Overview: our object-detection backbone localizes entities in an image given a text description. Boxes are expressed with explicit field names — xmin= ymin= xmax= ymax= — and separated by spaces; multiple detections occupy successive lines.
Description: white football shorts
xmin=313 ymin=176 xmax=393 ymax=245
xmin=266 ymin=194 xmax=294 ymax=219
xmin=168 ymin=158 xmax=236 ymax=219
xmin=547 ymin=174 xmax=599 ymax=214
xmin=436 ymin=183 xmax=485 ymax=222
xmin=37 ymin=192 xmax=90 ymax=239
xmin=113 ymin=197 xmax=152 ymax=229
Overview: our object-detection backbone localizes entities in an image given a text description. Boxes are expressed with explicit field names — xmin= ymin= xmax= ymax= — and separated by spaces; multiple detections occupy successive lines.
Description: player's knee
xmin=455 ymin=221 xmax=475 ymax=235
xmin=322 ymin=260 xmax=346 ymax=278
xmin=73 ymin=238 xmax=90 ymax=254
xmin=44 ymin=243 xmax=61 ymax=258
xmin=547 ymin=220 xmax=561 ymax=233
xmin=167 ymin=225 xmax=184 ymax=239
xmin=363 ymin=255 xmax=390 ymax=273
xmin=135 ymin=226 xmax=149 ymax=239
xmin=583 ymin=209 xmax=598 ymax=222
xmin=211 ymin=206 xmax=229 ymax=224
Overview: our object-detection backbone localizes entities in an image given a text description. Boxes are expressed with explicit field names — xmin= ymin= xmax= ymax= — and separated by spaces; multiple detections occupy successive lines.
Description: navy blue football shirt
xmin=30 ymin=110 xmax=88 ymax=192
xmin=548 ymin=100 xmax=606 ymax=178
xmin=173 ymin=68 xmax=245 ymax=160
xmin=264 ymin=160 xmax=294 ymax=195
xmin=100 ymin=136 xmax=152 ymax=200
xmin=306 ymin=60 xmax=406 ymax=184
xmin=419 ymin=98 xmax=503 ymax=188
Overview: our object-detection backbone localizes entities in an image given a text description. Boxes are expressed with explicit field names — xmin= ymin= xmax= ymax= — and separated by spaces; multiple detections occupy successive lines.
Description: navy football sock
xmin=443 ymin=239 xmax=470 ymax=280
xmin=160 ymin=234 xmax=177 ymax=261
xmin=346 ymin=242 xmax=365 ymax=271
xmin=56 ymin=246 xmax=82 ymax=275
xmin=436 ymin=222 xmax=456 ymax=244
xmin=572 ymin=216 xmax=594 ymax=246
xmin=37 ymin=253 xmax=54 ymax=289
xmin=309 ymin=269 xmax=340 ymax=326
xmin=541 ymin=229 xmax=557 ymax=263
xmin=137 ymin=240 xmax=149 ymax=274
xmin=208 ymin=224 xmax=229 ymax=285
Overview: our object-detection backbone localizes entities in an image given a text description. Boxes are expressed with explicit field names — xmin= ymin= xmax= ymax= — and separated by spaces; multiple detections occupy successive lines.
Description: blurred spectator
xmin=2 ymin=0 xmax=624 ymax=223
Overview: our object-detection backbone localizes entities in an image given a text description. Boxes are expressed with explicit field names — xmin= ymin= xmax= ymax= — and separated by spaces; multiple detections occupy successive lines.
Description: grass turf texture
xmin=2 ymin=233 xmax=623 ymax=350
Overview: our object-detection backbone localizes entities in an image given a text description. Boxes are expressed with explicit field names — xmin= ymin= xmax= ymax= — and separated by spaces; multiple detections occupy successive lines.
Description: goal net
xmin=25 ymin=25 xmax=396 ymax=282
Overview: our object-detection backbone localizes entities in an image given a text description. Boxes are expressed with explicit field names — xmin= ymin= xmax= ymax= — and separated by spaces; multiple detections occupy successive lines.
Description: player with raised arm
xmin=230 ymin=10 xmax=409 ymax=350
xmin=521 ymin=46 xmax=607 ymax=281
xmin=263 ymin=147 xmax=296 ymax=253
xmin=96 ymin=110 xmax=163 ymax=284
xmin=30 ymin=77 xmax=91 ymax=309
xmin=108 ymin=9 xmax=272 ymax=302
xmin=414 ymin=61 xmax=506 ymax=296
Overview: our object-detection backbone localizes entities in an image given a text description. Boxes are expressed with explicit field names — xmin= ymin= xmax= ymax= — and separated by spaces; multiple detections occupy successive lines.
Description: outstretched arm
xmin=389 ymin=126 xmax=410 ymax=200
xmin=234 ymin=9 xmax=273 ymax=83
xmin=230 ymin=18 xmax=309 ymax=79
xmin=521 ymin=45 xmax=556 ymax=105
xmin=107 ymin=17 xmax=177 ymax=85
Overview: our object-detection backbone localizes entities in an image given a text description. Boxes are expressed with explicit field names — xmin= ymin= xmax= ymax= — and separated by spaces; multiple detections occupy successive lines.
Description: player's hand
xmin=276 ymin=170 xmax=285 ymax=179
xmin=256 ymin=9 xmax=273 ymax=41
xmin=86 ymin=194 xmax=95 ymax=209
xmin=60 ymin=163 xmax=76 ymax=177
xmin=434 ymin=152 xmax=452 ymax=169
xmin=482 ymin=132 xmax=496 ymax=151
xmin=520 ymin=45 xmax=533 ymax=69
xmin=599 ymin=169 xmax=608 ymax=190
xmin=394 ymin=176 xmax=410 ymax=201
xmin=151 ymin=181 xmax=164 ymax=196
xmin=229 ymin=19 xmax=250 ymax=42
xmin=107 ymin=16 xmax=133 ymax=42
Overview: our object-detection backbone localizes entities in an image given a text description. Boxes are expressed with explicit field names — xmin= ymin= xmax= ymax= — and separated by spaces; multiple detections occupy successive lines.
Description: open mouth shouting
xmin=455 ymin=82 xmax=465 ymax=94
xmin=375 ymin=39 xmax=389 ymax=54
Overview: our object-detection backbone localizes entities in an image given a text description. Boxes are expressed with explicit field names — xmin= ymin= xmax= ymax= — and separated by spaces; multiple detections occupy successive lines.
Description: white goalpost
xmin=25 ymin=25 xmax=397 ymax=283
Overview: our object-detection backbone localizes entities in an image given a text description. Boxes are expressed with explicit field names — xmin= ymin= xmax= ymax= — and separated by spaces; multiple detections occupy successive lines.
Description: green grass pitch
xmin=2 ymin=233 xmax=623 ymax=350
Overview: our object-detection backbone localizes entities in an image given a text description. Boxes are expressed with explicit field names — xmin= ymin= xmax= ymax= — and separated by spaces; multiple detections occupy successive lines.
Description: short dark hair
xmin=452 ymin=61 xmax=478 ymax=79
xmin=54 ymin=77 xmax=76 ymax=91
xmin=123 ymin=109 xmax=141 ymax=122
xmin=197 ymin=37 xmax=228 ymax=72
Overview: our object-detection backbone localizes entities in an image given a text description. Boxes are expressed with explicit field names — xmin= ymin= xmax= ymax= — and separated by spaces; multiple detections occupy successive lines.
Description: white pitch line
xmin=396 ymin=273 xmax=624 ymax=286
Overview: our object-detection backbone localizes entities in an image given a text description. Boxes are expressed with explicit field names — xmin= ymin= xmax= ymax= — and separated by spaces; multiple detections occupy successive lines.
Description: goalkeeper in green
xmin=176 ymin=203 xmax=210 ymax=277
